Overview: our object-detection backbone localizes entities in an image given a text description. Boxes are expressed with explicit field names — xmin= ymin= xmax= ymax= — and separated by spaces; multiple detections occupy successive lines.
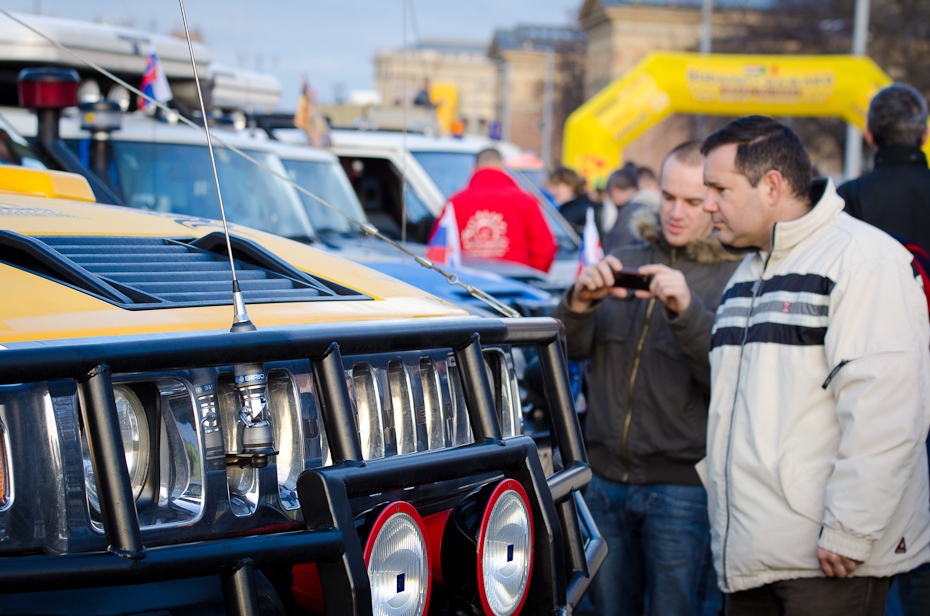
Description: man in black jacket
xmin=839 ymin=83 xmax=930 ymax=251
xmin=556 ymin=142 xmax=741 ymax=615
xmin=837 ymin=82 xmax=930 ymax=616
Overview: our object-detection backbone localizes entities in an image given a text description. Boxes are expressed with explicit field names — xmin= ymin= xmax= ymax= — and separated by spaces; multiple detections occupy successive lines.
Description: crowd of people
xmin=429 ymin=81 xmax=930 ymax=616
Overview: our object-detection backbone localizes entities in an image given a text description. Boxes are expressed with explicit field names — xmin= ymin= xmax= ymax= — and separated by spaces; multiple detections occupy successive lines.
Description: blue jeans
xmin=578 ymin=475 xmax=721 ymax=616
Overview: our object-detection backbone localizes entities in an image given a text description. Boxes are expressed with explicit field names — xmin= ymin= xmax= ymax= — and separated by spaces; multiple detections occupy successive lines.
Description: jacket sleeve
xmin=818 ymin=256 xmax=930 ymax=562
xmin=551 ymin=290 xmax=601 ymax=361
xmin=525 ymin=197 xmax=557 ymax=273
xmin=666 ymin=292 xmax=716 ymax=395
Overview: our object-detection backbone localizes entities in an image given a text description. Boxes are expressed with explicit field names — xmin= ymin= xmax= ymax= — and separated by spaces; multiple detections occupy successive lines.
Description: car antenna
xmin=177 ymin=0 xmax=253 ymax=333
xmin=0 ymin=10 xmax=521 ymax=320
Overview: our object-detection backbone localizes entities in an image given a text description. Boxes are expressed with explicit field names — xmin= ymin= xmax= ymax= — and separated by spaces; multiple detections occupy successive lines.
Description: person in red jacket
xmin=442 ymin=148 xmax=557 ymax=273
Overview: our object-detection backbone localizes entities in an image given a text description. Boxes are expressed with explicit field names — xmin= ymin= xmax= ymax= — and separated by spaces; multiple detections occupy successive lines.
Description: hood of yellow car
xmin=1 ymin=168 xmax=465 ymax=343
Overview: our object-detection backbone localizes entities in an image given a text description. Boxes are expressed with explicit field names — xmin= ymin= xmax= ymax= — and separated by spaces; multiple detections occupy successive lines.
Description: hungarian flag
xmin=425 ymin=201 xmax=462 ymax=267
xmin=139 ymin=44 xmax=172 ymax=111
xmin=576 ymin=206 xmax=603 ymax=278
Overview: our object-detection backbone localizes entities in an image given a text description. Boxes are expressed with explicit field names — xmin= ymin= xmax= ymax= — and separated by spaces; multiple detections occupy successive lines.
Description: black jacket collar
xmin=874 ymin=145 xmax=928 ymax=168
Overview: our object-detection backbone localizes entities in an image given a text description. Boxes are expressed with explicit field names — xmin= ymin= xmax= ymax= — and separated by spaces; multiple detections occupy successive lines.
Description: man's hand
xmin=568 ymin=255 xmax=630 ymax=312
xmin=634 ymin=264 xmax=693 ymax=315
xmin=817 ymin=548 xmax=861 ymax=578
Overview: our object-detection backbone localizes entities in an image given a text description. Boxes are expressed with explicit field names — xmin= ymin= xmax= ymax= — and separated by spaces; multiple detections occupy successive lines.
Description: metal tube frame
xmin=0 ymin=316 xmax=603 ymax=614
xmin=77 ymin=364 xmax=145 ymax=560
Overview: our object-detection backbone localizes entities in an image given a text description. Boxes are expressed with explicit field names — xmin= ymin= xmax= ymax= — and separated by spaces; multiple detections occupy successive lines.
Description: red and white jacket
xmin=443 ymin=168 xmax=556 ymax=273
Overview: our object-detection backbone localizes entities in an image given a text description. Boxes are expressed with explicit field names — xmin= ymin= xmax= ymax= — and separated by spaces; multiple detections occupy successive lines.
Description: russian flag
xmin=139 ymin=44 xmax=172 ymax=111
xmin=576 ymin=206 xmax=603 ymax=278
xmin=425 ymin=201 xmax=462 ymax=267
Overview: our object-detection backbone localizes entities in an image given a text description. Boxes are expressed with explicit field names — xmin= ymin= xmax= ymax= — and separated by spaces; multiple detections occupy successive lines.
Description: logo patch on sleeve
xmin=895 ymin=538 xmax=907 ymax=554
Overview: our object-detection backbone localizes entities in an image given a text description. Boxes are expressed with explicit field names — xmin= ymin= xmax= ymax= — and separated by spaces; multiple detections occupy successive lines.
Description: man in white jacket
xmin=700 ymin=115 xmax=930 ymax=615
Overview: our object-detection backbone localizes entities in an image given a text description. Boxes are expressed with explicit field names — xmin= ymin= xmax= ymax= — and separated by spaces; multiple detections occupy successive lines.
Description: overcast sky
xmin=5 ymin=1 xmax=581 ymax=109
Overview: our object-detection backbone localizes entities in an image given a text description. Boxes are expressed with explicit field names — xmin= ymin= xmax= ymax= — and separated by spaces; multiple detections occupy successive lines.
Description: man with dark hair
xmin=837 ymin=82 xmax=930 ymax=616
xmin=557 ymin=141 xmax=739 ymax=615
xmin=839 ymin=83 xmax=930 ymax=251
xmin=432 ymin=147 xmax=556 ymax=272
xmin=701 ymin=115 xmax=930 ymax=616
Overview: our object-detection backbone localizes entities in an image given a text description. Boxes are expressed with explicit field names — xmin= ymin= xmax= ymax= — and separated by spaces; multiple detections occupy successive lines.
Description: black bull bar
xmin=0 ymin=316 xmax=606 ymax=615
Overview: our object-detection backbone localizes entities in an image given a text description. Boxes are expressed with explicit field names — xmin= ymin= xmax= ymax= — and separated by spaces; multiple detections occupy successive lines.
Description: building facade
xmin=490 ymin=26 xmax=587 ymax=166
xmin=374 ymin=40 xmax=497 ymax=136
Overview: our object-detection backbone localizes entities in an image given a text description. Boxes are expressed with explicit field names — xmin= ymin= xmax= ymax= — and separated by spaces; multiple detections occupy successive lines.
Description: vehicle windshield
xmin=280 ymin=158 xmax=364 ymax=235
xmin=108 ymin=142 xmax=314 ymax=239
xmin=411 ymin=151 xmax=475 ymax=198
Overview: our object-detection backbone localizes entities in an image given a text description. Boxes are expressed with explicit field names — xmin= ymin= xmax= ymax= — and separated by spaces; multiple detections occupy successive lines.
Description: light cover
xmin=85 ymin=385 xmax=150 ymax=512
xmin=114 ymin=385 xmax=150 ymax=498
xmin=365 ymin=501 xmax=431 ymax=616
xmin=478 ymin=480 xmax=534 ymax=616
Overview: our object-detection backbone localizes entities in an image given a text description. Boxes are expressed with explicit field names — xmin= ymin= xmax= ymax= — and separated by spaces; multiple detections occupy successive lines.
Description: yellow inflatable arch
xmin=563 ymin=52 xmax=930 ymax=184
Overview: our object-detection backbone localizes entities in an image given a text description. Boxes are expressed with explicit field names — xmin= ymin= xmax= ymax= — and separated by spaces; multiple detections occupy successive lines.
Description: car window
xmin=507 ymin=167 xmax=578 ymax=249
xmin=108 ymin=141 xmax=314 ymax=240
xmin=281 ymin=158 xmax=364 ymax=234
xmin=410 ymin=151 xmax=475 ymax=198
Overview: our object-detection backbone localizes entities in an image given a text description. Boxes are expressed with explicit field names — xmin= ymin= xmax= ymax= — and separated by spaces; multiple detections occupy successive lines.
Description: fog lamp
xmin=441 ymin=479 xmax=534 ymax=616
xmin=365 ymin=501 xmax=431 ymax=616
xmin=293 ymin=501 xmax=431 ymax=615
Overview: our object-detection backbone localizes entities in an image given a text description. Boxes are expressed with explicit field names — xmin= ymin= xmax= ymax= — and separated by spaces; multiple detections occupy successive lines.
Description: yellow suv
xmin=0 ymin=166 xmax=602 ymax=615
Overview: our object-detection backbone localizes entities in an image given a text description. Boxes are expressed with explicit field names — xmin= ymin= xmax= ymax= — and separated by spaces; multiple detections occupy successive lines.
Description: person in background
xmin=557 ymin=141 xmax=738 ymax=616
xmin=839 ymin=83 xmax=930 ymax=252
xmin=701 ymin=115 xmax=930 ymax=616
xmin=837 ymin=82 xmax=930 ymax=616
xmin=412 ymin=78 xmax=433 ymax=107
xmin=601 ymin=163 xmax=639 ymax=233
xmin=637 ymin=165 xmax=661 ymax=198
xmin=548 ymin=166 xmax=602 ymax=238
xmin=603 ymin=163 xmax=659 ymax=252
xmin=435 ymin=147 xmax=556 ymax=272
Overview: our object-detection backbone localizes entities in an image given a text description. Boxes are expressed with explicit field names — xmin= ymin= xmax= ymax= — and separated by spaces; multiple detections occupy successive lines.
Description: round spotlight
xmin=364 ymin=501 xmax=431 ymax=616
xmin=477 ymin=480 xmax=534 ymax=616
xmin=441 ymin=479 xmax=534 ymax=616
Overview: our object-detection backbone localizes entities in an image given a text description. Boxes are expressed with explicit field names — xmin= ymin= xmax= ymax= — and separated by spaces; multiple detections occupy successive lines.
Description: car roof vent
xmin=0 ymin=231 xmax=369 ymax=309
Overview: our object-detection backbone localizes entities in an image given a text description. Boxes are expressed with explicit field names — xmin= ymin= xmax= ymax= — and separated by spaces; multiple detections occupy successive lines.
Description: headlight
xmin=84 ymin=385 xmax=150 ymax=512
xmin=115 ymin=385 xmax=150 ymax=498
xmin=82 ymin=379 xmax=203 ymax=530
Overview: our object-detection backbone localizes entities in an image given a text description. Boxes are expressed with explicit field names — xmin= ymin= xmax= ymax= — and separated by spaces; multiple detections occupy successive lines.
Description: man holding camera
xmin=555 ymin=141 xmax=740 ymax=615
xmin=700 ymin=116 xmax=930 ymax=615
